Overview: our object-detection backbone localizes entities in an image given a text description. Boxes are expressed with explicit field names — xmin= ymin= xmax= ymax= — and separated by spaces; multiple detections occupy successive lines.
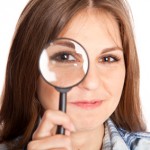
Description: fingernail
xmin=70 ymin=124 xmax=76 ymax=132
xmin=65 ymin=130 xmax=71 ymax=136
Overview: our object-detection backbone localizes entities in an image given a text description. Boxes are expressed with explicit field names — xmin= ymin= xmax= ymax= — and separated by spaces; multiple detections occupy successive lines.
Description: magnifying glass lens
xmin=39 ymin=38 xmax=89 ymax=88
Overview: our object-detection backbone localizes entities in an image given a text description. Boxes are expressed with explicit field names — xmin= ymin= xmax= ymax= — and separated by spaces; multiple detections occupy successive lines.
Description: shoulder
xmin=0 ymin=143 xmax=8 ymax=150
xmin=0 ymin=136 xmax=22 ymax=150
xmin=117 ymin=124 xmax=150 ymax=149
xmin=106 ymin=119 xmax=150 ymax=149
xmin=118 ymin=126 xmax=150 ymax=139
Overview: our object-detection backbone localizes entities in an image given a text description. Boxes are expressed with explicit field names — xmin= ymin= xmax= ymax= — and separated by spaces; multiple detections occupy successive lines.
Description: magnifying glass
xmin=39 ymin=38 xmax=89 ymax=135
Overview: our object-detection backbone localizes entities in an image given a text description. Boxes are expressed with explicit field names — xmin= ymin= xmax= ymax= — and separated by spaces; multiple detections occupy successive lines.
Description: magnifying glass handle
xmin=56 ymin=92 xmax=67 ymax=135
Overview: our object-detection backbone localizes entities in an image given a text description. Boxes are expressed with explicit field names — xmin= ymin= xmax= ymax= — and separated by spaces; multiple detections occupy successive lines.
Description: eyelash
xmin=99 ymin=55 xmax=120 ymax=64
xmin=49 ymin=51 xmax=79 ymax=63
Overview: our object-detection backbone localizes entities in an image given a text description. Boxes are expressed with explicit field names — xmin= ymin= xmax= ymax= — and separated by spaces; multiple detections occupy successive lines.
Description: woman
xmin=0 ymin=0 xmax=150 ymax=149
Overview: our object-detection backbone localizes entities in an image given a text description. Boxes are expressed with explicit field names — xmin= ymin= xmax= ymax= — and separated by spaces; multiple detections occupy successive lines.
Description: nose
xmin=79 ymin=62 xmax=101 ymax=90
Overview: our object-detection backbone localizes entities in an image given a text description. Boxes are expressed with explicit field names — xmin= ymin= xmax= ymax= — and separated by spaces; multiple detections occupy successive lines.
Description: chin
xmin=71 ymin=115 xmax=105 ymax=132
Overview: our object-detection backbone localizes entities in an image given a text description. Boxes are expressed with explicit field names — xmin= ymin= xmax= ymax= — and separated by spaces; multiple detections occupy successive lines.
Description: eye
xmin=50 ymin=51 xmax=78 ymax=63
xmin=99 ymin=55 xmax=119 ymax=63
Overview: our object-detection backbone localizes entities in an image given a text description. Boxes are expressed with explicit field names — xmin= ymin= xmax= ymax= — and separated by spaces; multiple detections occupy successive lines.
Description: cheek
xmin=101 ymin=67 xmax=125 ymax=117
xmin=106 ymin=66 xmax=125 ymax=101
xmin=114 ymin=69 xmax=125 ymax=96
xmin=37 ymin=77 xmax=59 ymax=110
xmin=98 ymin=64 xmax=125 ymax=109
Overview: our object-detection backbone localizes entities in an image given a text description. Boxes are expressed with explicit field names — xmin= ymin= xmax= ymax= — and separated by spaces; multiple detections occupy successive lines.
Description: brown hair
xmin=0 ymin=0 xmax=146 ymax=148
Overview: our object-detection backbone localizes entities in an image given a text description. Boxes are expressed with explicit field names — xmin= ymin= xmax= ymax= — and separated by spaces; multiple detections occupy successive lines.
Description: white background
xmin=0 ymin=1 xmax=150 ymax=131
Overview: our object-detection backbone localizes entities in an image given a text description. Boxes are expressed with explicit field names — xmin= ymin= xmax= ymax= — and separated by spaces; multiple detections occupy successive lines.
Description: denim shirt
xmin=102 ymin=119 xmax=150 ymax=150
xmin=1 ymin=119 xmax=150 ymax=150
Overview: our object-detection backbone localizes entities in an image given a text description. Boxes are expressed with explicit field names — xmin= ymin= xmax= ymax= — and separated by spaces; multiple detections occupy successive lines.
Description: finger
xmin=33 ymin=110 xmax=75 ymax=140
xmin=28 ymin=135 xmax=73 ymax=150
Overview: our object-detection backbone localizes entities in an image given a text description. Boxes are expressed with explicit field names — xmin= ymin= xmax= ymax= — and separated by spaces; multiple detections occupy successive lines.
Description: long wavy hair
xmin=0 ymin=0 xmax=146 ymax=148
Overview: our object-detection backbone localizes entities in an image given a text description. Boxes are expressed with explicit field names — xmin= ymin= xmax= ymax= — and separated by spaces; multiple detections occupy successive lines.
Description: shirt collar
xmin=102 ymin=119 xmax=129 ymax=150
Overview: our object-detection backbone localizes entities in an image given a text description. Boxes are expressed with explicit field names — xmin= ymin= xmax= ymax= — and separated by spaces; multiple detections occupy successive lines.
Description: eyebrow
xmin=101 ymin=46 xmax=123 ymax=54
xmin=53 ymin=41 xmax=75 ymax=49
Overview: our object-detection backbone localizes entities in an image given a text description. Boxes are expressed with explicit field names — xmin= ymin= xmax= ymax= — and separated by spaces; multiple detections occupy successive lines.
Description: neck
xmin=71 ymin=124 xmax=104 ymax=150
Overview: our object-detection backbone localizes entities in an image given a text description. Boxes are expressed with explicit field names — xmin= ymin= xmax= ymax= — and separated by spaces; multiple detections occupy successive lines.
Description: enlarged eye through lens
xmin=50 ymin=51 xmax=81 ymax=63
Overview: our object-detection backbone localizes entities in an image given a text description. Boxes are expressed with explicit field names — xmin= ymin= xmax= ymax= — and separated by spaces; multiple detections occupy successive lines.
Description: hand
xmin=27 ymin=110 xmax=76 ymax=150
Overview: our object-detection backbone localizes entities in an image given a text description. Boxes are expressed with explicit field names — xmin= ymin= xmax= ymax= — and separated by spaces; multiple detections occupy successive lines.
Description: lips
xmin=69 ymin=100 xmax=103 ymax=109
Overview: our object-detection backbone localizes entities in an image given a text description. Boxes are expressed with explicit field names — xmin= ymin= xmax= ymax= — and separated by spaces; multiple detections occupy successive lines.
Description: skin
xmin=28 ymin=9 xmax=125 ymax=150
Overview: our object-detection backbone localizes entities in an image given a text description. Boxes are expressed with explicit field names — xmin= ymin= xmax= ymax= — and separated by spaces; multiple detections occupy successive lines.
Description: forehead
xmin=59 ymin=8 xmax=122 ymax=49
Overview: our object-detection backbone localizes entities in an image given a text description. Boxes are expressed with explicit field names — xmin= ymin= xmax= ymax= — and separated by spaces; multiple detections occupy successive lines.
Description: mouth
xmin=69 ymin=100 xmax=103 ymax=109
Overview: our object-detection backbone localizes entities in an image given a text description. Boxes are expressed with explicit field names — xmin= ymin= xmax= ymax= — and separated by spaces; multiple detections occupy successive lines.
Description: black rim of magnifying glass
xmin=38 ymin=37 xmax=90 ymax=90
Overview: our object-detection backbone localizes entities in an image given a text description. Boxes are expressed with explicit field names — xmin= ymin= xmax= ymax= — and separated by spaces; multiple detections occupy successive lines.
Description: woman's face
xmin=37 ymin=9 xmax=125 ymax=131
